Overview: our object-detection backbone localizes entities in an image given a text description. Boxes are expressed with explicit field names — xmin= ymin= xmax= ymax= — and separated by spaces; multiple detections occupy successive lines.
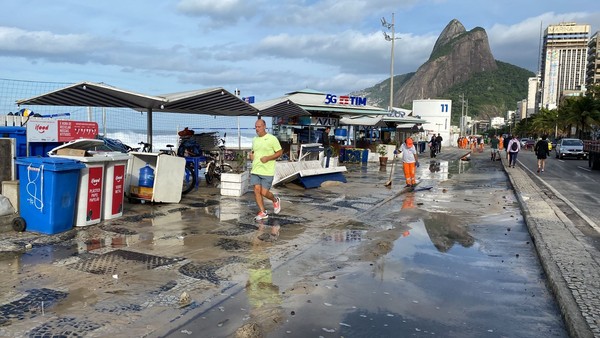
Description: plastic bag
xmin=0 ymin=194 xmax=15 ymax=216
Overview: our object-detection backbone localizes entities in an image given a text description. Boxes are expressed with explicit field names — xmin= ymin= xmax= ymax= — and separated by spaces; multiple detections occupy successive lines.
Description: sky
xmin=1 ymin=0 xmax=600 ymax=103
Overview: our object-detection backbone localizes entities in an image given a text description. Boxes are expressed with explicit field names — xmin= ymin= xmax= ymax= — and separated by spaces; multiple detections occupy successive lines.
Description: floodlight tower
xmin=382 ymin=13 xmax=401 ymax=112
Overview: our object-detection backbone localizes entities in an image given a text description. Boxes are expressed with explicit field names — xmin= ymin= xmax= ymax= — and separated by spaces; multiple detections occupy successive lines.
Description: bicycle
xmin=205 ymin=133 xmax=234 ymax=184
xmin=134 ymin=141 xmax=152 ymax=153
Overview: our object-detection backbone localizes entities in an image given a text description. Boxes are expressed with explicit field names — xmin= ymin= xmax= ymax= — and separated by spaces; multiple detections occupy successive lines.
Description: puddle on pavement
xmin=1 ymin=244 xmax=80 ymax=270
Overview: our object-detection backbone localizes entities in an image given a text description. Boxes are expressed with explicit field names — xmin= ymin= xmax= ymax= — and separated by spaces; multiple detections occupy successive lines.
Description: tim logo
xmin=35 ymin=124 xmax=49 ymax=133
xmin=90 ymin=178 xmax=101 ymax=186
xmin=115 ymin=175 xmax=123 ymax=182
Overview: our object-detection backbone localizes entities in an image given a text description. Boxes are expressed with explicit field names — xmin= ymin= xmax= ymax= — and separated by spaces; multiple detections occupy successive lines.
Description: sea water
xmin=103 ymin=129 xmax=255 ymax=152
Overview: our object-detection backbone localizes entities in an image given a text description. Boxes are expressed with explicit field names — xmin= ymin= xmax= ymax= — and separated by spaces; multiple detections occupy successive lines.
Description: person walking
xmin=435 ymin=133 xmax=443 ymax=153
xmin=503 ymin=135 xmax=511 ymax=159
xmin=429 ymin=135 xmax=438 ymax=158
xmin=534 ymin=135 xmax=550 ymax=173
xmin=400 ymin=137 xmax=419 ymax=188
xmin=489 ymin=135 xmax=500 ymax=161
xmin=507 ymin=135 xmax=520 ymax=168
xmin=250 ymin=118 xmax=283 ymax=221
xmin=321 ymin=126 xmax=332 ymax=167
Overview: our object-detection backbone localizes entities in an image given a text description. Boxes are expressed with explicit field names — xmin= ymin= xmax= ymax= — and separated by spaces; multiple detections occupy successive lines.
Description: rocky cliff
xmin=393 ymin=19 xmax=497 ymax=106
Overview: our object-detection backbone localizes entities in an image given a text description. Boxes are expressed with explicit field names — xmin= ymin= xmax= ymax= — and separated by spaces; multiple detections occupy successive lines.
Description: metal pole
xmin=555 ymin=112 xmax=558 ymax=139
xmin=389 ymin=13 xmax=395 ymax=111
xmin=235 ymin=88 xmax=241 ymax=150
xmin=147 ymin=108 xmax=153 ymax=151
xmin=460 ymin=94 xmax=465 ymax=137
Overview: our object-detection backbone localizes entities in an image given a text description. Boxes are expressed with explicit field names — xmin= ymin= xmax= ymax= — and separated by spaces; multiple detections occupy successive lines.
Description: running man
xmin=250 ymin=118 xmax=283 ymax=220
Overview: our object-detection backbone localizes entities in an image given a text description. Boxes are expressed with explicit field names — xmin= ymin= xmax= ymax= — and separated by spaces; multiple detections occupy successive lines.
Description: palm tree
xmin=559 ymin=96 xmax=600 ymax=139
xmin=530 ymin=108 xmax=558 ymax=137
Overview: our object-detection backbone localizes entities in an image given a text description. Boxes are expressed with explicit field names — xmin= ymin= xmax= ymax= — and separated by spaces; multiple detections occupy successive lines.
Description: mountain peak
xmin=392 ymin=20 xmax=497 ymax=106
xmin=430 ymin=19 xmax=466 ymax=59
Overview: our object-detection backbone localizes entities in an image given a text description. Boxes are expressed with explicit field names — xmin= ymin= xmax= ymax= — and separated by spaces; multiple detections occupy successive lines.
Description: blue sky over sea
xmin=1 ymin=0 xmax=599 ymax=103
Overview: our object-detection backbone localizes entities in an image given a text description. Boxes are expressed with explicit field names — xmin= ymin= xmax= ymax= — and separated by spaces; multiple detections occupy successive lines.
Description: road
xmin=515 ymin=149 xmax=600 ymax=252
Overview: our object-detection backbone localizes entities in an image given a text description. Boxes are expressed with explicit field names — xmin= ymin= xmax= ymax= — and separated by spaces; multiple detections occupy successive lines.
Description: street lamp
xmin=382 ymin=13 xmax=401 ymax=111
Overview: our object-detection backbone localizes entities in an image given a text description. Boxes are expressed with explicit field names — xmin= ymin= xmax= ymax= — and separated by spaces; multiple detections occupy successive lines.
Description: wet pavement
xmin=0 ymin=147 xmax=597 ymax=337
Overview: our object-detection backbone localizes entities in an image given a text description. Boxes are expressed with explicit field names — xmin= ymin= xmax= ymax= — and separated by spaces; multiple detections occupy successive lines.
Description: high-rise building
xmin=586 ymin=31 xmax=600 ymax=88
xmin=527 ymin=76 xmax=539 ymax=117
xmin=540 ymin=22 xmax=590 ymax=109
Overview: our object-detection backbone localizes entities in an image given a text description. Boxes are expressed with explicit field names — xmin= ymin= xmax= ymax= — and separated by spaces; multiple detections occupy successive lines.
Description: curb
xmin=502 ymin=157 xmax=595 ymax=338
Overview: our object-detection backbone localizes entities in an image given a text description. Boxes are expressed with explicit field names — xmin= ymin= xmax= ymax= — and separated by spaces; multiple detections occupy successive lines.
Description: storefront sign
xmin=324 ymin=94 xmax=367 ymax=106
xmin=388 ymin=111 xmax=406 ymax=118
xmin=296 ymin=116 xmax=340 ymax=127
xmin=27 ymin=118 xmax=98 ymax=142
xmin=58 ymin=120 xmax=98 ymax=142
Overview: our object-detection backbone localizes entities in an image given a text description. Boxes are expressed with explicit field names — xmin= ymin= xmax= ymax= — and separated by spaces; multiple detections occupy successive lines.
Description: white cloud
xmin=176 ymin=0 xmax=260 ymax=27
xmin=488 ymin=11 xmax=600 ymax=72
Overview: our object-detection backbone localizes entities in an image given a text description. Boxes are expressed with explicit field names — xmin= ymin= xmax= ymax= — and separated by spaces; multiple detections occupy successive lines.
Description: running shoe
xmin=255 ymin=210 xmax=269 ymax=221
xmin=273 ymin=197 xmax=281 ymax=214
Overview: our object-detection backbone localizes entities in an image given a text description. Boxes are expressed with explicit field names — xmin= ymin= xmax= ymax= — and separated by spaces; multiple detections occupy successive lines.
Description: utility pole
xmin=382 ymin=13 xmax=400 ymax=111
xmin=459 ymin=94 xmax=465 ymax=137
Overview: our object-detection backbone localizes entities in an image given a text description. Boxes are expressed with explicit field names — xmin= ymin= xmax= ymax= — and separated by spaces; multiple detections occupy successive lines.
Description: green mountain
xmin=443 ymin=61 xmax=534 ymax=124
xmin=355 ymin=62 xmax=534 ymax=126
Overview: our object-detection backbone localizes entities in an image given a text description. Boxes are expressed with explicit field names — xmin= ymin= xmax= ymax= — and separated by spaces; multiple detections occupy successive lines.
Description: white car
xmin=555 ymin=138 xmax=587 ymax=159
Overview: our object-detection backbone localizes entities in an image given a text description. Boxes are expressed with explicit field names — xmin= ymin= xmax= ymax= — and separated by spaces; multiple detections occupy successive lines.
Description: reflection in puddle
xmin=19 ymin=244 xmax=79 ymax=266
xmin=323 ymin=230 xmax=367 ymax=242
xmin=423 ymin=213 xmax=474 ymax=252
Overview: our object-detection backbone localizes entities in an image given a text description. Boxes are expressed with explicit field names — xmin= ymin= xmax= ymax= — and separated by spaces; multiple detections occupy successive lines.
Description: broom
xmin=384 ymin=151 xmax=397 ymax=187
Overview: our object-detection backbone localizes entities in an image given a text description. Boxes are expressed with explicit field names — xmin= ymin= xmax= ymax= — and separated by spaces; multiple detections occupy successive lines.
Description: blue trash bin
xmin=15 ymin=157 xmax=85 ymax=234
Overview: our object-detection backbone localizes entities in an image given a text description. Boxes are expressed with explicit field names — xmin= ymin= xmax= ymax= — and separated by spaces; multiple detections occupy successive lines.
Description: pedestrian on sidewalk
xmin=503 ymin=135 xmax=510 ymax=159
xmin=400 ymin=137 xmax=419 ymax=187
xmin=250 ymin=118 xmax=283 ymax=221
xmin=507 ymin=135 xmax=520 ymax=168
xmin=534 ymin=135 xmax=550 ymax=173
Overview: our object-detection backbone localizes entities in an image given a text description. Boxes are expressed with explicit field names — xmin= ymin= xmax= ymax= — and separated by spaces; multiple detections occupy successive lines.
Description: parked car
xmin=555 ymin=138 xmax=588 ymax=159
